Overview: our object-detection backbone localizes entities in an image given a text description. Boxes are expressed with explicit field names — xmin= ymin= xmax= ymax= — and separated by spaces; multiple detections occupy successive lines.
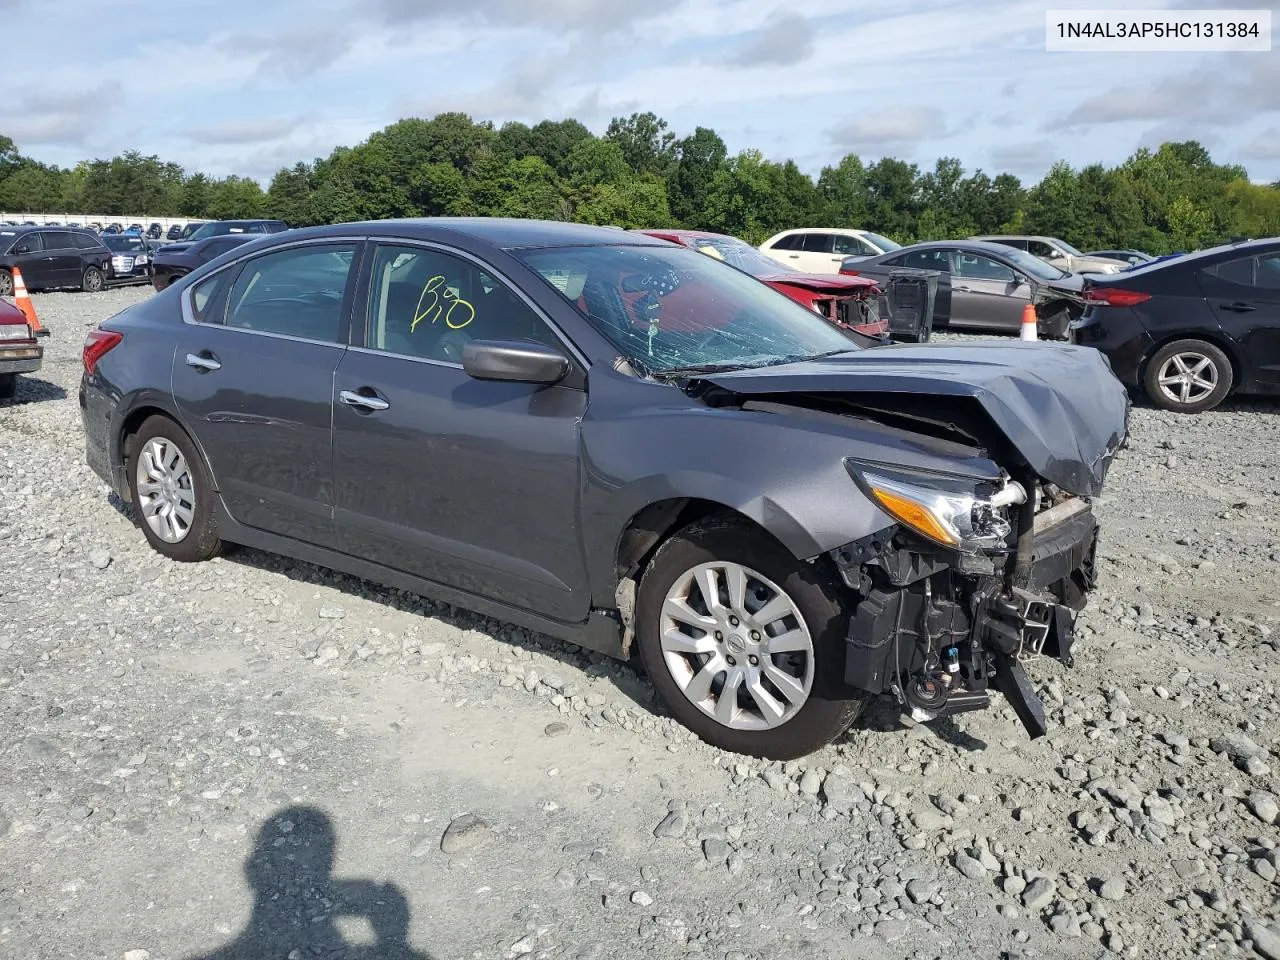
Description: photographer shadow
xmin=186 ymin=805 xmax=431 ymax=960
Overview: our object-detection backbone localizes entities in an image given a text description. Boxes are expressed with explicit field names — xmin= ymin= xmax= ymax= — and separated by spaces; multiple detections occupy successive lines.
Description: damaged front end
xmin=832 ymin=463 xmax=1099 ymax=740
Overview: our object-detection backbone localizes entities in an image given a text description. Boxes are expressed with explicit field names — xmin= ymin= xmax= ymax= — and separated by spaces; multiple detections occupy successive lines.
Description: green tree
xmin=605 ymin=112 xmax=677 ymax=177
xmin=816 ymin=155 xmax=868 ymax=227
xmin=863 ymin=158 xmax=920 ymax=241
xmin=266 ymin=162 xmax=315 ymax=225
xmin=669 ymin=127 xmax=727 ymax=226
xmin=205 ymin=176 xmax=266 ymax=219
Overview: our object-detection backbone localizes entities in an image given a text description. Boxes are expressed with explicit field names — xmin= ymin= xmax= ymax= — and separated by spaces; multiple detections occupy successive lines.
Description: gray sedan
xmin=79 ymin=219 xmax=1127 ymax=759
xmin=841 ymin=240 xmax=1086 ymax=339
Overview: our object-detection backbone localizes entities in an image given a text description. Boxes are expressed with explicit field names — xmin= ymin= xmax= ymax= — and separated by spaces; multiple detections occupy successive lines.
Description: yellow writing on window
xmin=411 ymin=275 xmax=476 ymax=332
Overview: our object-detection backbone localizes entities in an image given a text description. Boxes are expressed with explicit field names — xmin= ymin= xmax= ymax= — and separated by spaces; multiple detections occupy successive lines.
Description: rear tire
xmin=0 ymin=374 xmax=15 ymax=400
xmin=0 ymin=270 xmax=11 ymax=297
xmin=126 ymin=415 xmax=223 ymax=562
xmin=635 ymin=515 xmax=865 ymax=760
xmin=81 ymin=266 xmax=104 ymax=293
xmin=1143 ymin=339 xmax=1232 ymax=413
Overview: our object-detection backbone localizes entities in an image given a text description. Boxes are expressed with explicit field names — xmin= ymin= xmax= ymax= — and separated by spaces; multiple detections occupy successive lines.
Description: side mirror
xmin=462 ymin=339 xmax=569 ymax=385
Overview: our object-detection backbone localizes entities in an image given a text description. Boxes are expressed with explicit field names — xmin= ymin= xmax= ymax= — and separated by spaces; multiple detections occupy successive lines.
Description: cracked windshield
xmin=518 ymin=244 xmax=861 ymax=374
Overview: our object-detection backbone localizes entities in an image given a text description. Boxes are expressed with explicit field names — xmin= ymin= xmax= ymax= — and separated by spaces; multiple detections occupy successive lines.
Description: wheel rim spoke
xmin=715 ymin=669 xmax=744 ymax=725
xmin=750 ymin=594 xmax=791 ymax=629
xmin=724 ymin=564 xmax=748 ymax=615
xmin=684 ymin=655 xmax=725 ymax=704
xmin=662 ymin=596 xmax=716 ymax=633
xmin=761 ymin=662 xmax=807 ymax=705
xmin=765 ymin=629 xmax=809 ymax=654
xmin=744 ymin=675 xmax=786 ymax=725
xmin=660 ymin=627 xmax=716 ymax=656
xmin=694 ymin=567 xmax=722 ymax=616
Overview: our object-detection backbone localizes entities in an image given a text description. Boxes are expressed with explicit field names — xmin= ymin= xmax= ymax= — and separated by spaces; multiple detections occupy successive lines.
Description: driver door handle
xmin=955 ymin=285 xmax=972 ymax=292
xmin=1220 ymin=301 xmax=1255 ymax=313
xmin=339 ymin=389 xmax=390 ymax=412
xmin=186 ymin=352 xmax=221 ymax=372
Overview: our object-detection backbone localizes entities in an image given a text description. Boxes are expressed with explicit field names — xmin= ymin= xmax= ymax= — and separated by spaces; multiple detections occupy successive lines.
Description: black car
xmin=1073 ymin=238 xmax=1280 ymax=413
xmin=841 ymin=241 xmax=1086 ymax=339
xmin=167 ymin=225 xmax=185 ymax=241
xmin=79 ymin=218 xmax=1128 ymax=760
xmin=147 ymin=223 xmax=164 ymax=240
xmin=102 ymin=234 xmax=157 ymax=284
xmin=149 ymin=234 xmax=259 ymax=290
xmin=0 ymin=225 xmax=112 ymax=295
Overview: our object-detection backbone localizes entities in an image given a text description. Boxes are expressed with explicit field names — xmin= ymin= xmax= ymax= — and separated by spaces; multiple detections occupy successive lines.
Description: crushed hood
xmin=697 ymin=341 xmax=1130 ymax=497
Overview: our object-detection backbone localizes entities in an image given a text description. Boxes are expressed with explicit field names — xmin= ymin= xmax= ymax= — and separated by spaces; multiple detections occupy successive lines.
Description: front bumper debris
xmin=836 ymin=498 xmax=1099 ymax=740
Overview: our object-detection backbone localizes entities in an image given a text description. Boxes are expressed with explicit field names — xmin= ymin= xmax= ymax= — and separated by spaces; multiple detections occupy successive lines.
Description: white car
xmin=759 ymin=228 xmax=902 ymax=275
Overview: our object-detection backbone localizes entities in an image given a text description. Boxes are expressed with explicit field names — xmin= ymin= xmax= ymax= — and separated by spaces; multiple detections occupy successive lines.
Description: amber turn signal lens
xmin=869 ymin=486 xmax=959 ymax=547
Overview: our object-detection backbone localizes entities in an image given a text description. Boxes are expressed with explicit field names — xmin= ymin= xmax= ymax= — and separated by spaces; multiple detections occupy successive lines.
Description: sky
xmin=2 ymin=0 xmax=1279 ymax=186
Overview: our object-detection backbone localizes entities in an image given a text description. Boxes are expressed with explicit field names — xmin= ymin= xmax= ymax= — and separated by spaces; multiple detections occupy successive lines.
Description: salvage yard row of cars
xmin=0 ymin=212 xmax=1272 ymax=759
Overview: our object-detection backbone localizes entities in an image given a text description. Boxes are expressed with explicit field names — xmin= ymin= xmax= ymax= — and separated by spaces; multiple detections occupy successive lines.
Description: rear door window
xmin=800 ymin=233 xmax=835 ymax=253
xmin=44 ymin=231 xmax=75 ymax=251
xmin=900 ymin=249 xmax=951 ymax=272
xmin=1207 ymin=257 xmax=1254 ymax=286
xmin=225 ymin=244 xmax=357 ymax=343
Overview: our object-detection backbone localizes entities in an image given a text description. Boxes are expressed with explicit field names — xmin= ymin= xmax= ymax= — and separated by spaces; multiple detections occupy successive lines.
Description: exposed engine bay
xmin=829 ymin=473 xmax=1097 ymax=740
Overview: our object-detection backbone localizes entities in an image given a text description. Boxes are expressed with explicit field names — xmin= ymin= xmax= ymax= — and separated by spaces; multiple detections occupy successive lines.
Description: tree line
xmin=3 ymin=112 xmax=1279 ymax=254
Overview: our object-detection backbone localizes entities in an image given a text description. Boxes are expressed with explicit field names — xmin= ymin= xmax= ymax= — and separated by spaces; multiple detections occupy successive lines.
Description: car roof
xmin=971 ymin=234 xmax=1050 ymax=241
xmin=277 ymin=217 xmax=670 ymax=251
xmin=771 ymin=227 xmax=871 ymax=237
xmin=637 ymin=229 xmax=742 ymax=244
xmin=887 ymin=239 xmax=1032 ymax=258
xmin=1101 ymin=237 xmax=1280 ymax=278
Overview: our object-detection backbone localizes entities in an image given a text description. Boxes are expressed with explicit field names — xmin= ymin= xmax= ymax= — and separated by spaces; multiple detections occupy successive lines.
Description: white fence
xmin=0 ymin=213 xmax=210 ymax=230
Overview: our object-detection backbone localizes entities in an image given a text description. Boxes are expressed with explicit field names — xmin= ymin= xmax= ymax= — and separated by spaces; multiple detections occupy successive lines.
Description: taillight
xmin=83 ymin=328 xmax=123 ymax=375
xmin=839 ymin=268 xmax=860 ymax=277
xmin=1083 ymin=287 xmax=1151 ymax=307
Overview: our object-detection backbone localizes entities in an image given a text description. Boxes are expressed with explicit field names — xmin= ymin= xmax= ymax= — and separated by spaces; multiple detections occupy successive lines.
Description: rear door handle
xmin=339 ymin=389 xmax=390 ymax=412
xmin=1220 ymin=301 xmax=1256 ymax=313
xmin=787 ymin=254 xmax=800 ymax=259
xmin=185 ymin=352 xmax=221 ymax=372
xmin=955 ymin=286 xmax=972 ymax=292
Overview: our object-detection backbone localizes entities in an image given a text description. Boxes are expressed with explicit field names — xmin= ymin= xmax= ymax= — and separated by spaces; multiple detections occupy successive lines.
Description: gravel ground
xmin=2 ymin=286 xmax=1278 ymax=960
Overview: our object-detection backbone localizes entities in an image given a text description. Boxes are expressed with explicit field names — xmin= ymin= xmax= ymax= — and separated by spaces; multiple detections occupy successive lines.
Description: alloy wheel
xmin=1156 ymin=351 xmax=1217 ymax=406
xmin=135 ymin=437 xmax=196 ymax=543
xmin=659 ymin=561 xmax=815 ymax=730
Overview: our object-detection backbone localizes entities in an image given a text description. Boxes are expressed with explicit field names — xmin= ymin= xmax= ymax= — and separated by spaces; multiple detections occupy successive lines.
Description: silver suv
xmin=972 ymin=235 xmax=1127 ymax=275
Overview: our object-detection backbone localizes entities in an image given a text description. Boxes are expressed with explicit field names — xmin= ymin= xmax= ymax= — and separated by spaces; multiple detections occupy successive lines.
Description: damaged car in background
xmin=638 ymin=228 xmax=890 ymax=339
xmin=79 ymin=219 xmax=1129 ymax=760
xmin=841 ymin=240 xmax=1089 ymax=340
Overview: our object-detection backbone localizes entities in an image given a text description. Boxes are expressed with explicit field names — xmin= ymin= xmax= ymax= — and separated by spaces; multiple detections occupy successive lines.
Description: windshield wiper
xmin=652 ymin=360 xmax=753 ymax=379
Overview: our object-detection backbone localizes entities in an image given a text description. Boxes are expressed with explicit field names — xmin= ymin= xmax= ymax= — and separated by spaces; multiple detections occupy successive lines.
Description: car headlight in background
xmin=849 ymin=464 xmax=1026 ymax=553
xmin=0 ymin=323 xmax=33 ymax=341
xmin=136 ymin=255 xmax=149 ymax=265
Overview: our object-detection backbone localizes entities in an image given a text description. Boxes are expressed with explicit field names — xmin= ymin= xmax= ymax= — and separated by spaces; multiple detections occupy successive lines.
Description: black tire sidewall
xmin=1144 ymin=339 xmax=1233 ymax=413
xmin=0 ymin=373 xmax=15 ymax=400
xmin=635 ymin=516 xmax=864 ymax=760
xmin=82 ymin=267 xmax=103 ymax=292
xmin=126 ymin=415 xmax=222 ymax=562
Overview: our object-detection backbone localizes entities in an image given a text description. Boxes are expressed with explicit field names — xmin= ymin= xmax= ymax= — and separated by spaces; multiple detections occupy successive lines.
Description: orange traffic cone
xmin=1019 ymin=302 xmax=1037 ymax=342
xmin=10 ymin=267 xmax=47 ymax=337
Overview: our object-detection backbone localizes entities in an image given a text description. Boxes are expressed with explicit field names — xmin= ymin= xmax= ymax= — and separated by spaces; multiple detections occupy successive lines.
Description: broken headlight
xmin=852 ymin=466 xmax=1024 ymax=554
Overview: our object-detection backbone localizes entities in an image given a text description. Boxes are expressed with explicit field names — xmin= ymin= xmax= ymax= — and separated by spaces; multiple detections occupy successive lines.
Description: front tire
xmin=82 ymin=266 xmax=104 ymax=293
xmin=635 ymin=515 xmax=865 ymax=760
xmin=1143 ymin=339 xmax=1232 ymax=413
xmin=0 ymin=269 xmax=12 ymax=297
xmin=126 ymin=416 xmax=223 ymax=562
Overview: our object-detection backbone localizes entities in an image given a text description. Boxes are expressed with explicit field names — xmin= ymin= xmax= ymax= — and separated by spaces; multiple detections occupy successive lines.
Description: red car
xmin=637 ymin=229 xmax=889 ymax=339
xmin=0 ymin=297 xmax=42 ymax=400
